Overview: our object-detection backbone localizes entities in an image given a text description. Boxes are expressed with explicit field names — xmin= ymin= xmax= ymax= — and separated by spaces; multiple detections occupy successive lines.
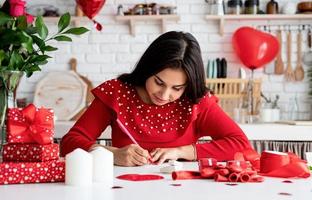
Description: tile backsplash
xmin=8 ymin=0 xmax=311 ymax=120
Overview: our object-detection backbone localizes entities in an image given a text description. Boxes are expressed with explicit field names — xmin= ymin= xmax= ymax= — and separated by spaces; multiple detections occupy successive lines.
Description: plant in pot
xmin=0 ymin=0 xmax=89 ymax=150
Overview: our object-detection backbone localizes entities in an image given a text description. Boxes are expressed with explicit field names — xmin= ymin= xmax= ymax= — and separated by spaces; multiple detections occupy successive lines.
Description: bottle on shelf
xmin=266 ymin=0 xmax=279 ymax=14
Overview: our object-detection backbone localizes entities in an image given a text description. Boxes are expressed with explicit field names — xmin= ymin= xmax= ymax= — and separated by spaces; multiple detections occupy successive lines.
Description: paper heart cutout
xmin=116 ymin=174 xmax=164 ymax=181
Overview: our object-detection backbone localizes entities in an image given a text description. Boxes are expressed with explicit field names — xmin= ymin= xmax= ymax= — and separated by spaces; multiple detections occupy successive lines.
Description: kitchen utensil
xmin=69 ymin=58 xmax=95 ymax=120
xmin=294 ymin=30 xmax=305 ymax=81
xmin=216 ymin=58 xmax=222 ymax=78
xmin=284 ymin=30 xmax=295 ymax=81
xmin=274 ymin=30 xmax=284 ymax=75
xmin=303 ymin=27 xmax=312 ymax=66
xmin=220 ymin=58 xmax=227 ymax=78
xmin=33 ymin=70 xmax=88 ymax=121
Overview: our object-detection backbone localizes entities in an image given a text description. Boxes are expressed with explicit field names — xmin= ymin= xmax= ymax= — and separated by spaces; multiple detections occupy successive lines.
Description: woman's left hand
xmin=150 ymin=148 xmax=180 ymax=165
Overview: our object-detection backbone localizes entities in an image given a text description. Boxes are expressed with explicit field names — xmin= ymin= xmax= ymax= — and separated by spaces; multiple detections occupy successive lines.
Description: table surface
xmin=1 ymin=162 xmax=312 ymax=200
xmin=54 ymin=121 xmax=312 ymax=141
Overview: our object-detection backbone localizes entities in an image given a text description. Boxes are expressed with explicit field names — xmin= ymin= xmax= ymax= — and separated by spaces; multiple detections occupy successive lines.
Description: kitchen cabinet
xmin=205 ymin=14 xmax=312 ymax=35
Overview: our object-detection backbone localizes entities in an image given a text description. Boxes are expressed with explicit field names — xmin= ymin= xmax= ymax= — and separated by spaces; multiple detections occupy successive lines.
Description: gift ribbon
xmin=7 ymin=104 xmax=53 ymax=144
xmin=236 ymin=149 xmax=310 ymax=178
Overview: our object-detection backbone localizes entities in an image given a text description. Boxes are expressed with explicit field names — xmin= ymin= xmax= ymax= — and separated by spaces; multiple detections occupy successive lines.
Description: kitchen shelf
xmin=205 ymin=14 xmax=312 ymax=36
xmin=115 ymin=15 xmax=180 ymax=36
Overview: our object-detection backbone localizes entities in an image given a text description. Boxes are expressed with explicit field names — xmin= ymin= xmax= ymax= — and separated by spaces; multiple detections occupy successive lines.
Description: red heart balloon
xmin=232 ymin=27 xmax=279 ymax=70
xmin=76 ymin=0 xmax=106 ymax=19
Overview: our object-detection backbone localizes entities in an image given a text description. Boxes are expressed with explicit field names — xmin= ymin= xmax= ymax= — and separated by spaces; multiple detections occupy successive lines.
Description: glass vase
xmin=0 ymin=70 xmax=24 ymax=151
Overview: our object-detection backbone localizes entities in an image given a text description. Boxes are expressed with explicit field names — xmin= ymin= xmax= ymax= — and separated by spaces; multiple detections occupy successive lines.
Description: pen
xmin=116 ymin=118 xmax=154 ymax=163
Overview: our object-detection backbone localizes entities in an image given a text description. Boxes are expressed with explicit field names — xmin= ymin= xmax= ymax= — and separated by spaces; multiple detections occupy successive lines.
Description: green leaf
xmin=25 ymin=27 xmax=38 ymax=35
xmin=35 ymin=16 xmax=48 ymax=40
xmin=63 ymin=27 xmax=89 ymax=35
xmin=41 ymin=45 xmax=58 ymax=51
xmin=0 ymin=11 xmax=12 ymax=26
xmin=29 ymin=55 xmax=51 ymax=63
xmin=31 ymin=35 xmax=45 ymax=50
xmin=20 ymin=31 xmax=33 ymax=53
xmin=17 ymin=15 xmax=27 ymax=30
xmin=53 ymin=35 xmax=72 ymax=42
xmin=58 ymin=12 xmax=70 ymax=33
xmin=8 ymin=51 xmax=24 ymax=70
xmin=0 ymin=50 xmax=5 ymax=66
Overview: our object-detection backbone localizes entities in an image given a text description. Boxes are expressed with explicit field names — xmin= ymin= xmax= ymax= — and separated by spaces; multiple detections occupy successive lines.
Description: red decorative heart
xmin=76 ymin=0 xmax=106 ymax=19
xmin=116 ymin=174 xmax=164 ymax=181
xmin=232 ymin=27 xmax=279 ymax=70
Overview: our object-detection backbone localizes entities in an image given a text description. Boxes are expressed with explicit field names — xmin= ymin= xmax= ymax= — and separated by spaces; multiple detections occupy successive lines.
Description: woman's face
xmin=145 ymin=67 xmax=187 ymax=106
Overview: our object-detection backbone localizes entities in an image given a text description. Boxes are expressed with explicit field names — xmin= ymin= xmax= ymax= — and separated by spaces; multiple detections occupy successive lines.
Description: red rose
xmin=9 ymin=0 xmax=26 ymax=17
xmin=26 ymin=13 xmax=34 ymax=24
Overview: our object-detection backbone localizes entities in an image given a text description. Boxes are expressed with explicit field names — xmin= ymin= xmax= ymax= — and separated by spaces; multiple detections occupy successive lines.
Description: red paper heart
xmin=232 ymin=27 xmax=279 ymax=70
xmin=116 ymin=174 xmax=164 ymax=181
xmin=76 ymin=0 xmax=106 ymax=19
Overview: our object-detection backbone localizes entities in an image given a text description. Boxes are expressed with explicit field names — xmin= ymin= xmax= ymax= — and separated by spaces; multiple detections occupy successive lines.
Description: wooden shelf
xmin=115 ymin=15 xmax=180 ymax=36
xmin=205 ymin=14 xmax=312 ymax=36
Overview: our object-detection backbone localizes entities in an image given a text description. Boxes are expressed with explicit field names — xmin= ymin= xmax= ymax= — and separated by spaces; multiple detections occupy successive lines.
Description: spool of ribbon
xmin=6 ymin=104 xmax=54 ymax=144
xmin=260 ymin=151 xmax=310 ymax=178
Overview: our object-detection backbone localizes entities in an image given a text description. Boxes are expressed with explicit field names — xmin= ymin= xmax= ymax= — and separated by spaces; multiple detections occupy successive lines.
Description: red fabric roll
xmin=214 ymin=174 xmax=228 ymax=182
xmin=239 ymin=172 xmax=250 ymax=182
xmin=198 ymin=158 xmax=217 ymax=168
xmin=228 ymin=173 xmax=240 ymax=182
xmin=172 ymin=171 xmax=202 ymax=180
xmin=200 ymin=167 xmax=215 ymax=178
xmin=216 ymin=168 xmax=230 ymax=176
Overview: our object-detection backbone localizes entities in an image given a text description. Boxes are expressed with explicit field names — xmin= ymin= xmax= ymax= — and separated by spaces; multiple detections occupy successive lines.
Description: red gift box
xmin=0 ymin=159 xmax=65 ymax=185
xmin=2 ymin=143 xmax=59 ymax=162
xmin=6 ymin=104 xmax=54 ymax=144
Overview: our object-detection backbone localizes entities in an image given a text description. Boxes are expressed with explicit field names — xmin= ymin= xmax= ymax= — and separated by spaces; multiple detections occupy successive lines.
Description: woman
xmin=60 ymin=31 xmax=251 ymax=166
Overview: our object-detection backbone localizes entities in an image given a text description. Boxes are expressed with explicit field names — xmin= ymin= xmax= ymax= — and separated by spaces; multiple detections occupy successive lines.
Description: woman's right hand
xmin=112 ymin=144 xmax=151 ymax=166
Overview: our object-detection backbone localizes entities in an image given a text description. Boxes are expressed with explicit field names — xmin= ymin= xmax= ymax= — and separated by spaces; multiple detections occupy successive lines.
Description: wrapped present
xmin=2 ymin=143 xmax=59 ymax=162
xmin=0 ymin=159 xmax=65 ymax=185
xmin=6 ymin=104 xmax=54 ymax=144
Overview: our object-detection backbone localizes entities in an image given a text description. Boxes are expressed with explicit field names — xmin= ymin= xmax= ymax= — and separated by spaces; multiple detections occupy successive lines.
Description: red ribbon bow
xmin=6 ymin=104 xmax=54 ymax=144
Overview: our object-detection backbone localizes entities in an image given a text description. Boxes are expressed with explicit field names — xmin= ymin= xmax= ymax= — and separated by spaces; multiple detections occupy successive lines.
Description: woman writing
xmin=60 ymin=31 xmax=251 ymax=166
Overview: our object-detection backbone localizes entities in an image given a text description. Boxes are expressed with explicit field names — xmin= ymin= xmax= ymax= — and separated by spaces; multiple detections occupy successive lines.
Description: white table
xmin=1 ymin=162 xmax=312 ymax=200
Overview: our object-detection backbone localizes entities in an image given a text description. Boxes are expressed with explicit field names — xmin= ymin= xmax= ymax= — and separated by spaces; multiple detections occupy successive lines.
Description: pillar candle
xmin=65 ymin=148 xmax=93 ymax=186
xmin=90 ymin=147 xmax=113 ymax=187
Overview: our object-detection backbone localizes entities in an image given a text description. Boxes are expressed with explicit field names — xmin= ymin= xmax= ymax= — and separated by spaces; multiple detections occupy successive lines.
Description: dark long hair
xmin=118 ymin=31 xmax=207 ymax=103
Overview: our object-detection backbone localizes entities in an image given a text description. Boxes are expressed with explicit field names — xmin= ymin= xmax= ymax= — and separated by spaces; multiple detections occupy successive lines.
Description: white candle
xmin=65 ymin=148 xmax=93 ymax=186
xmin=90 ymin=147 xmax=114 ymax=187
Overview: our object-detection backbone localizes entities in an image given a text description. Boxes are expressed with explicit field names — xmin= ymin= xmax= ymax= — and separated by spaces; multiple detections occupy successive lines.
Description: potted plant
xmin=0 ymin=0 xmax=89 ymax=150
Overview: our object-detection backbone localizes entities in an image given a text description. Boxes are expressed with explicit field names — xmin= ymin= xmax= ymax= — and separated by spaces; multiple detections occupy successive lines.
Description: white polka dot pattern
xmin=0 ymin=159 xmax=65 ymax=185
xmin=93 ymin=79 xmax=205 ymax=140
xmin=2 ymin=143 xmax=59 ymax=162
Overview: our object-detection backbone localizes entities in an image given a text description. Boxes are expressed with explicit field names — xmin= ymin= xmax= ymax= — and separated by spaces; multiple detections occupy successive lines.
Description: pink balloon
xmin=232 ymin=27 xmax=279 ymax=70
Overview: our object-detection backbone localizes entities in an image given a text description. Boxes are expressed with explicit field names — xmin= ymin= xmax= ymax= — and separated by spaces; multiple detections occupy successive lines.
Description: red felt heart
xmin=116 ymin=174 xmax=164 ymax=181
xmin=76 ymin=0 xmax=106 ymax=19
xmin=232 ymin=27 xmax=279 ymax=70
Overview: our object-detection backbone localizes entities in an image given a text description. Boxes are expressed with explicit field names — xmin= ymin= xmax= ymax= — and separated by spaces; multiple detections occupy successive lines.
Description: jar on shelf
xmin=244 ymin=0 xmax=259 ymax=14
xmin=227 ymin=0 xmax=243 ymax=15
xmin=266 ymin=0 xmax=278 ymax=14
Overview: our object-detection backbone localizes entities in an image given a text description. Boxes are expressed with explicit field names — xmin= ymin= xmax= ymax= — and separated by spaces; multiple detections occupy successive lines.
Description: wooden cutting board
xmin=69 ymin=58 xmax=94 ymax=120
xmin=33 ymin=70 xmax=88 ymax=121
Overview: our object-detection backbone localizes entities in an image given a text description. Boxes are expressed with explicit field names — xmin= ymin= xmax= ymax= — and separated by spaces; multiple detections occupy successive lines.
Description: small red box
xmin=2 ymin=143 xmax=59 ymax=162
xmin=0 ymin=159 xmax=65 ymax=185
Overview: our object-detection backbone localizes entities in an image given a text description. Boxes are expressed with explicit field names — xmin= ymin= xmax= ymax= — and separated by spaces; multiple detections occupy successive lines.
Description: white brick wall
xmin=10 ymin=0 xmax=312 ymax=120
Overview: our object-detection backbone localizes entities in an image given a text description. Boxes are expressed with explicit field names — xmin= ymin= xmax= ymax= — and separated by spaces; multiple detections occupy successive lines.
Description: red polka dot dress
xmin=61 ymin=79 xmax=251 ymax=161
